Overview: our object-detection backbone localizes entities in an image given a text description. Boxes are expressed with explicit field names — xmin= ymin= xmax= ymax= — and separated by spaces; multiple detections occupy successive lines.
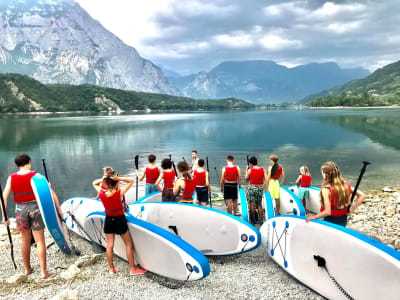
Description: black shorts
xmin=162 ymin=188 xmax=177 ymax=202
xmin=224 ymin=183 xmax=238 ymax=200
xmin=196 ymin=186 xmax=209 ymax=203
xmin=104 ymin=215 xmax=128 ymax=235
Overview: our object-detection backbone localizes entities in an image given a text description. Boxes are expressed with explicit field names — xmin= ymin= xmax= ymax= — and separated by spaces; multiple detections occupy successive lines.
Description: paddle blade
xmin=134 ymin=155 xmax=139 ymax=169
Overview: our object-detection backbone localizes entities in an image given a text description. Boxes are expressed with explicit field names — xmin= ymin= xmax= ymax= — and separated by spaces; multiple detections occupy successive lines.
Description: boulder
xmin=7 ymin=274 xmax=28 ymax=284
xmin=61 ymin=265 xmax=80 ymax=280
xmin=50 ymin=289 xmax=79 ymax=300
xmin=383 ymin=187 xmax=393 ymax=193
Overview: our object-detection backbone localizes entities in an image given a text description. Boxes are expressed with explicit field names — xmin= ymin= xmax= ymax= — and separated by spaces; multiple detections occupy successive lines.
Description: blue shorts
xmin=196 ymin=186 xmax=209 ymax=203
xmin=145 ymin=183 xmax=158 ymax=195
xmin=298 ymin=186 xmax=309 ymax=200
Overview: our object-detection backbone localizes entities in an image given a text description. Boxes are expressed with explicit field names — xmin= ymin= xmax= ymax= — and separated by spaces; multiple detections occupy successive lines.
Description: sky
xmin=75 ymin=0 xmax=400 ymax=75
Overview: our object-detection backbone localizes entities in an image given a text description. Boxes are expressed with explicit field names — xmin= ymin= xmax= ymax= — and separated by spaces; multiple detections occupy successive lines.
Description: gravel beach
xmin=1 ymin=187 xmax=399 ymax=300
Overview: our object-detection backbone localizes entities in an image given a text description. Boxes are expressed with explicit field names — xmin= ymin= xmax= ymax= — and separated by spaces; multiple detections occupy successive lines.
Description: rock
xmin=383 ymin=187 xmax=393 ymax=193
xmin=0 ymin=241 xmax=11 ymax=251
xmin=384 ymin=206 xmax=396 ymax=215
xmin=74 ymin=254 xmax=102 ymax=268
xmin=7 ymin=274 xmax=28 ymax=284
xmin=61 ymin=265 xmax=81 ymax=280
xmin=395 ymin=240 xmax=400 ymax=250
xmin=351 ymin=214 xmax=368 ymax=222
xmin=50 ymin=289 xmax=79 ymax=300
xmin=393 ymin=192 xmax=400 ymax=198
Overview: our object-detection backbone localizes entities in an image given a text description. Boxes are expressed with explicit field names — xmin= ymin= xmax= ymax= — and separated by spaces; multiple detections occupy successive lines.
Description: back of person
xmin=194 ymin=159 xmax=210 ymax=206
xmin=179 ymin=177 xmax=197 ymax=204
xmin=99 ymin=189 xmax=124 ymax=217
xmin=225 ymin=165 xmax=239 ymax=182
xmin=249 ymin=167 xmax=264 ymax=185
xmin=194 ymin=169 xmax=206 ymax=187
xmin=11 ymin=171 xmax=37 ymax=203
xmin=146 ymin=167 xmax=160 ymax=184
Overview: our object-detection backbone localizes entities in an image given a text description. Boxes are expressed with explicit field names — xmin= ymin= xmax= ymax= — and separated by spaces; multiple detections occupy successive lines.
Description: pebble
xmin=50 ymin=289 xmax=79 ymax=300
xmin=61 ymin=264 xmax=81 ymax=280
xmin=7 ymin=274 xmax=28 ymax=285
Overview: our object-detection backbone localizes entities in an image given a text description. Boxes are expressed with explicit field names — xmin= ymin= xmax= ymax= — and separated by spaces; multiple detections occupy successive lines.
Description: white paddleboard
xmin=31 ymin=174 xmax=72 ymax=254
xmin=128 ymin=201 xmax=260 ymax=256
xmin=289 ymin=185 xmax=321 ymax=214
xmin=260 ymin=215 xmax=400 ymax=299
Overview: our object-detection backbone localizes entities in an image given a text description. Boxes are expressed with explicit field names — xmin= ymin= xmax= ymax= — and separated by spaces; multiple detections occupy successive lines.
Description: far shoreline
xmin=309 ymin=105 xmax=400 ymax=110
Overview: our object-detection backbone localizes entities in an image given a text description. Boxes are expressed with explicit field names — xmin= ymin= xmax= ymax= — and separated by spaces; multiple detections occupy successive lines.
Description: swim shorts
xmin=268 ymin=179 xmax=280 ymax=199
xmin=15 ymin=202 xmax=45 ymax=232
xmin=196 ymin=186 xmax=209 ymax=204
xmin=162 ymin=188 xmax=176 ymax=202
xmin=298 ymin=186 xmax=309 ymax=201
xmin=224 ymin=183 xmax=238 ymax=200
xmin=104 ymin=215 xmax=128 ymax=235
xmin=247 ymin=185 xmax=263 ymax=203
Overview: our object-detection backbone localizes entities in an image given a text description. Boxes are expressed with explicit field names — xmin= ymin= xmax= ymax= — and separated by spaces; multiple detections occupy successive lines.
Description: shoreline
xmin=309 ymin=105 xmax=399 ymax=109
xmin=0 ymin=187 xmax=399 ymax=299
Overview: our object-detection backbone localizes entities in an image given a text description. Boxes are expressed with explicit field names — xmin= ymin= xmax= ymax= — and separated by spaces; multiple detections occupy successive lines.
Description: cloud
xmin=76 ymin=0 xmax=400 ymax=74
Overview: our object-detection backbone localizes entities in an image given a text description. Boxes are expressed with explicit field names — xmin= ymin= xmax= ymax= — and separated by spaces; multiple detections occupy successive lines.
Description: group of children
xmin=1 ymin=152 xmax=366 ymax=279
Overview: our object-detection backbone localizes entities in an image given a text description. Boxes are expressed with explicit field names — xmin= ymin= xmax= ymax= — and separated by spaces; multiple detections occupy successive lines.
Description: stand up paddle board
xmin=128 ymin=201 xmax=260 ymax=256
xmin=31 ymin=174 xmax=72 ymax=254
xmin=289 ymin=185 xmax=321 ymax=214
xmin=61 ymin=197 xmax=210 ymax=281
xmin=260 ymin=192 xmax=400 ymax=299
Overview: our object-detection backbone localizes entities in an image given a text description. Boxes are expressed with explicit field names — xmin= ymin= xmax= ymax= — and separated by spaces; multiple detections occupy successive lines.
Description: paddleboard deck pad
xmin=31 ymin=174 xmax=72 ymax=254
xmin=128 ymin=201 xmax=260 ymax=256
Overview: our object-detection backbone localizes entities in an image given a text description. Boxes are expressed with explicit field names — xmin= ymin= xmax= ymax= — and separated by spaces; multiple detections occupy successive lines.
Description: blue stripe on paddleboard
xmin=86 ymin=211 xmax=210 ymax=278
xmin=32 ymin=174 xmax=71 ymax=254
xmin=281 ymin=186 xmax=306 ymax=216
xmin=131 ymin=201 xmax=261 ymax=253
xmin=264 ymin=191 xmax=275 ymax=220
xmin=289 ymin=184 xmax=320 ymax=193
xmin=135 ymin=191 xmax=161 ymax=203
xmin=273 ymin=215 xmax=400 ymax=262
xmin=239 ymin=187 xmax=249 ymax=222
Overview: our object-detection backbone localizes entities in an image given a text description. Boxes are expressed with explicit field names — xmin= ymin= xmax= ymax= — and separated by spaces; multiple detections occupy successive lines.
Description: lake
xmin=1 ymin=109 xmax=399 ymax=215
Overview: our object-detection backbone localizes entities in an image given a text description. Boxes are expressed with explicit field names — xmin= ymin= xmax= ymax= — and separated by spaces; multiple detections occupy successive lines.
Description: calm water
xmin=1 ymin=109 xmax=400 ymax=216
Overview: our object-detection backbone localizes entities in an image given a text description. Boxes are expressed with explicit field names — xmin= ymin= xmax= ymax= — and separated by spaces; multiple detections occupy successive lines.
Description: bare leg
xmin=302 ymin=199 xmax=306 ymax=210
xmin=20 ymin=230 xmax=33 ymax=275
xmin=32 ymin=229 xmax=49 ymax=279
xmin=275 ymin=198 xmax=280 ymax=215
xmin=226 ymin=199 xmax=233 ymax=214
xmin=256 ymin=202 xmax=263 ymax=223
xmin=249 ymin=201 xmax=256 ymax=223
xmin=233 ymin=199 xmax=238 ymax=216
xmin=200 ymin=202 xmax=207 ymax=206
xmin=106 ymin=234 xmax=115 ymax=271
xmin=120 ymin=231 xmax=136 ymax=273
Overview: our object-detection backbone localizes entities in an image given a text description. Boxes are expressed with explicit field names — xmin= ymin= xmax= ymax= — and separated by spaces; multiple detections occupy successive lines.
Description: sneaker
xmin=130 ymin=268 xmax=147 ymax=276
xmin=109 ymin=268 xmax=116 ymax=275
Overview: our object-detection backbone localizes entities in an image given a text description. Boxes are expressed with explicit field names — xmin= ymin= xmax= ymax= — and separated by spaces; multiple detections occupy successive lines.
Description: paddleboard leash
xmin=313 ymin=255 xmax=354 ymax=300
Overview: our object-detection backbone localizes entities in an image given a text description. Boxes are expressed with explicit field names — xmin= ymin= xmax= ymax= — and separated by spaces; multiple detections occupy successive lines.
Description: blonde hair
xmin=300 ymin=165 xmax=310 ymax=175
xmin=270 ymin=155 xmax=278 ymax=163
xmin=320 ymin=162 xmax=349 ymax=208
xmin=103 ymin=166 xmax=114 ymax=176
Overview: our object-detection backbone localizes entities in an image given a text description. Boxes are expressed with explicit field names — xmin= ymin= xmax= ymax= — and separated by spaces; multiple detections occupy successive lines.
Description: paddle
xmin=0 ymin=183 xmax=17 ymax=270
xmin=135 ymin=155 xmax=139 ymax=201
xmin=172 ymin=161 xmax=178 ymax=178
xmin=348 ymin=161 xmax=371 ymax=213
xmin=246 ymin=155 xmax=249 ymax=166
xmin=182 ymin=157 xmax=186 ymax=162
xmin=206 ymin=157 xmax=212 ymax=208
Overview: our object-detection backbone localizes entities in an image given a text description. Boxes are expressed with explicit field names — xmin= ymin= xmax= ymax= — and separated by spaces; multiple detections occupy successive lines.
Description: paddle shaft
xmin=206 ymin=157 xmax=212 ymax=208
xmin=0 ymin=183 xmax=17 ymax=270
xmin=214 ymin=167 xmax=220 ymax=182
xmin=246 ymin=155 xmax=249 ymax=166
xmin=42 ymin=158 xmax=49 ymax=181
xmin=348 ymin=161 xmax=370 ymax=212
xmin=135 ymin=155 xmax=139 ymax=201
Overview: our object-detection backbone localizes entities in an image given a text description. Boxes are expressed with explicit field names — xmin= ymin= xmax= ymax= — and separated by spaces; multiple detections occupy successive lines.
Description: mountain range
xmin=0 ymin=0 xmax=178 ymax=95
xmin=169 ymin=60 xmax=370 ymax=104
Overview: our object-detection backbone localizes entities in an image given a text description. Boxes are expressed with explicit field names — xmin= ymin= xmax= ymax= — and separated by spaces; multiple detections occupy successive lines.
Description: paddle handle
xmin=206 ymin=157 xmax=212 ymax=208
xmin=348 ymin=161 xmax=370 ymax=211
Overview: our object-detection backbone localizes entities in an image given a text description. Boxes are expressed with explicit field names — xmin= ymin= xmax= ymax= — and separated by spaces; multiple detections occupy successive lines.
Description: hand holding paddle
xmin=348 ymin=161 xmax=370 ymax=213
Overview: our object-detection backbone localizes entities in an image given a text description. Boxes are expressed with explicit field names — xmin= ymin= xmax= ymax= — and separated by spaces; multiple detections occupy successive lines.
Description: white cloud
xmin=312 ymin=2 xmax=366 ymax=18
xmin=263 ymin=2 xmax=307 ymax=17
xmin=260 ymin=34 xmax=302 ymax=51
xmin=326 ymin=21 xmax=363 ymax=34
xmin=214 ymin=33 xmax=254 ymax=48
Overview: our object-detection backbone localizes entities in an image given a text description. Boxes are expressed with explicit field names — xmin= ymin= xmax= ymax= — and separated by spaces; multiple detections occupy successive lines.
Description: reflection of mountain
xmin=315 ymin=112 xmax=400 ymax=150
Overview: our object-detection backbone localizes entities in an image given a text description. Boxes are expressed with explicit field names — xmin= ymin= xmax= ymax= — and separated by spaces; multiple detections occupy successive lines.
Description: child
xmin=173 ymin=161 xmax=197 ymax=204
xmin=194 ymin=159 xmax=211 ymax=206
xmin=93 ymin=171 xmax=146 ymax=275
xmin=266 ymin=154 xmax=285 ymax=215
xmin=306 ymin=161 xmax=366 ymax=227
xmin=220 ymin=155 xmax=241 ymax=215
xmin=1 ymin=154 xmax=62 ymax=279
xmin=296 ymin=166 xmax=312 ymax=209
xmin=137 ymin=154 xmax=160 ymax=195
xmin=155 ymin=158 xmax=176 ymax=202
xmin=245 ymin=156 xmax=267 ymax=224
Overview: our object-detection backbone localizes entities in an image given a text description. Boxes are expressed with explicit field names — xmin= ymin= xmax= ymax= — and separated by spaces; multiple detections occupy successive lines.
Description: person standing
xmin=245 ymin=156 xmax=268 ymax=224
xmin=1 ymin=154 xmax=62 ymax=279
xmin=295 ymin=165 xmax=312 ymax=209
xmin=137 ymin=154 xmax=160 ymax=195
xmin=191 ymin=150 xmax=199 ymax=171
xmin=155 ymin=158 xmax=176 ymax=202
xmin=266 ymin=154 xmax=285 ymax=215
xmin=220 ymin=155 xmax=241 ymax=215
xmin=174 ymin=161 xmax=197 ymax=204
xmin=306 ymin=161 xmax=366 ymax=226
xmin=194 ymin=159 xmax=211 ymax=206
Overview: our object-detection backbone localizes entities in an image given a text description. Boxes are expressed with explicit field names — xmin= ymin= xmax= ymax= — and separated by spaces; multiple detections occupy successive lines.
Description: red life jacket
xmin=249 ymin=167 xmax=264 ymax=185
xmin=320 ymin=182 xmax=352 ymax=217
xmin=194 ymin=169 xmax=206 ymax=186
xmin=101 ymin=181 xmax=127 ymax=212
xmin=225 ymin=166 xmax=238 ymax=182
xmin=179 ymin=177 xmax=196 ymax=204
xmin=146 ymin=167 xmax=160 ymax=184
xmin=271 ymin=165 xmax=282 ymax=180
xmin=11 ymin=171 xmax=37 ymax=203
xmin=300 ymin=174 xmax=312 ymax=187
xmin=99 ymin=189 xmax=124 ymax=217
xmin=163 ymin=170 xmax=175 ymax=189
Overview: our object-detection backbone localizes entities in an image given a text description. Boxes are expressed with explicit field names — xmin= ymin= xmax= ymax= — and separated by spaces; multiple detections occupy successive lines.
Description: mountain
xmin=304 ymin=60 xmax=400 ymax=106
xmin=0 ymin=73 xmax=254 ymax=112
xmin=0 ymin=0 xmax=178 ymax=95
xmin=169 ymin=60 xmax=369 ymax=104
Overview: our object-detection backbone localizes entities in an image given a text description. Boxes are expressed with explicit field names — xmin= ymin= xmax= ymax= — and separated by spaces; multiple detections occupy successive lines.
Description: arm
xmin=1 ymin=177 xmax=11 ymax=226
xmin=245 ymin=166 xmax=250 ymax=181
xmin=306 ymin=188 xmax=331 ymax=222
xmin=237 ymin=166 xmax=242 ymax=187
xmin=138 ymin=169 xmax=146 ymax=181
xmin=117 ymin=177 xmax=134 ymax=196
xmin=92 ymin=178 xmax=103 ymax=193
xmin=263 ymin=169 xmax=268 ymax=189
xmin=155 ymin=173 xmax=164 ymax=192
xmin=220 ymin=168 xmax=225 ymax=191
xmin=50 ymin=188 xmax=63 ymax=219
xmin=280 ymin=168 xmax=285 ymax=185
xmin=295 ymin=175 xmax=302 ymax=185
xmin=348 ymin=189 xmax=366 ymax=214
xmin=206 ymin=171 xmax=211 ymax=192
xmin=173 ymin=179 xmax=184 ymax=196
xmin=265 ymin=167 xmax=271 ymax=189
